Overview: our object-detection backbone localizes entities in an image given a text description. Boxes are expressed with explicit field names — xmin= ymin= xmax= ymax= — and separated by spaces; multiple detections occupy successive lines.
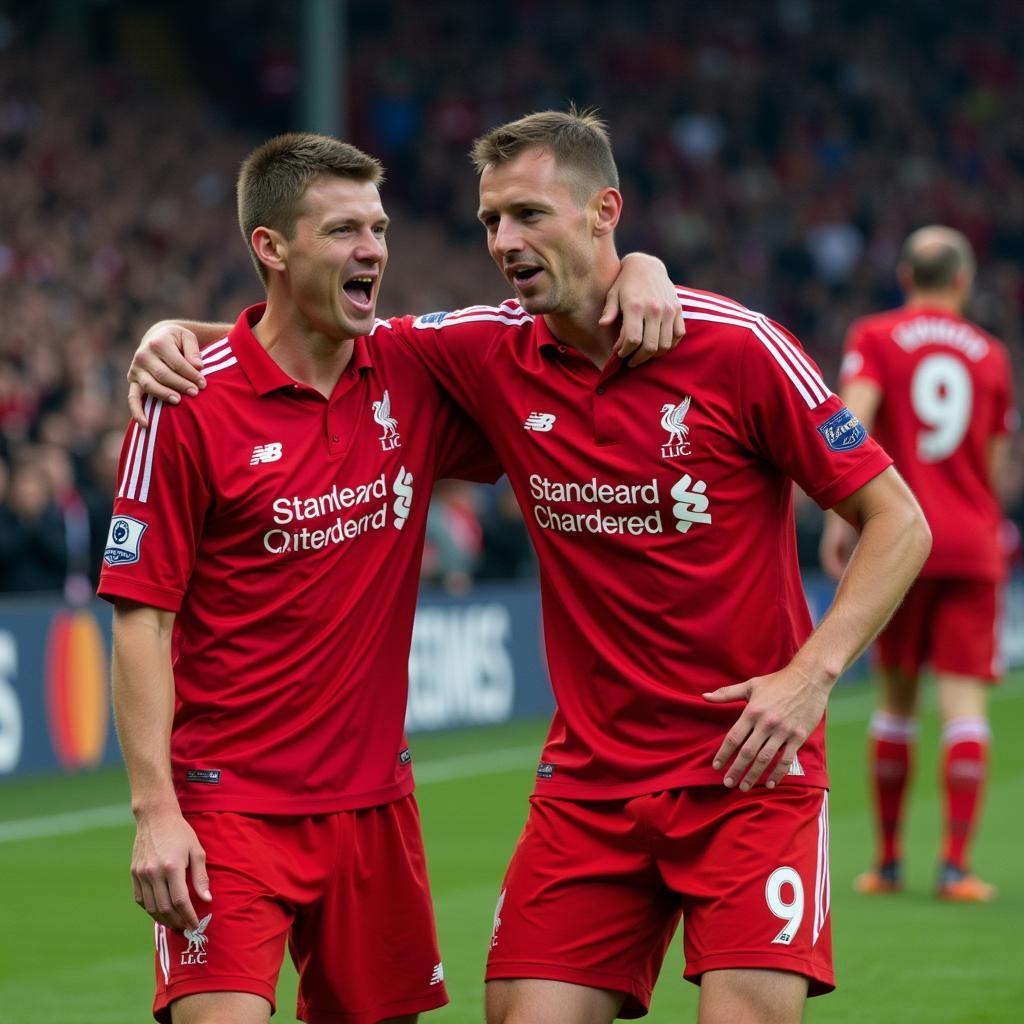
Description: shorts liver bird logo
xmin=184 ymin=914 xmax=212 ymax=955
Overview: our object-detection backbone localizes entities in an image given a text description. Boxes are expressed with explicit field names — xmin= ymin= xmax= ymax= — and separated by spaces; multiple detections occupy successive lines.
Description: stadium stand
xmin=1 ymin=1 xmax=1021 ymax=593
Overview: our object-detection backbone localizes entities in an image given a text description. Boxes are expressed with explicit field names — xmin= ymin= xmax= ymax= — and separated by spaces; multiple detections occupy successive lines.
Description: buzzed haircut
xmin=470 ymin=106 xmax=620 ymax=203
xmin=901 ymin=226 xmax=976 ymax=291
xmin=237 ymin=132 xmax=384 ymax=283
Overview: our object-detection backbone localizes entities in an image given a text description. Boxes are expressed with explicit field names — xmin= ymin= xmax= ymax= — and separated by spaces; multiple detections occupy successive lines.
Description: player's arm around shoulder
xmin=602 ymin=252 xmax=686 ymax=366
xmin=383 ymin=309 xmax=517 ymax=419
xmin=128 ymin=319 xmax=231 ymax=427
xmin=112 ymin=601 xmax=212 ymax=933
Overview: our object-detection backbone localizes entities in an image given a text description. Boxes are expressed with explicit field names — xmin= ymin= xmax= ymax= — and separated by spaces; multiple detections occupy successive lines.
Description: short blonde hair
xmin=471 ymin=106 xmax=619 ymax=203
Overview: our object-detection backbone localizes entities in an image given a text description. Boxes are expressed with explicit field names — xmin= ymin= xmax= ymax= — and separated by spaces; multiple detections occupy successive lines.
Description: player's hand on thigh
xmin=131 ymin=807 xmax=212 ymax=931
xmin=128 ymin=322 xmax=206 ymax=426
xmin=703 ymin=666 xmax=830 ymax=790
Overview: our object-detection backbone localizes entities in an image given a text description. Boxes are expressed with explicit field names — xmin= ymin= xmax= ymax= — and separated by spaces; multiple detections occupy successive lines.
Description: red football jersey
xmin=98 ymin=304 xmax=499 ymax=814
xmin=384 ymin=288 xmax=892 ymax=798
xmin=841 ymin=306 xmax=1015 ymax=581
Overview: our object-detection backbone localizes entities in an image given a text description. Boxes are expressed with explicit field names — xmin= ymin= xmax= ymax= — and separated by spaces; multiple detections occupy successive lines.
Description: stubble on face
xmin=480 ymin=149 xmax=599 ymax=320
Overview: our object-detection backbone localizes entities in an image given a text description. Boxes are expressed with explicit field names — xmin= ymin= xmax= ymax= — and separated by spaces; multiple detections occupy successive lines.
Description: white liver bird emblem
xmin=660 ymin=396 xmax=692 ymax=445
xmin=372 ymin=389 xmax=400 ymax=441
xmin=184 ymin=914 xmax=212 ymax=954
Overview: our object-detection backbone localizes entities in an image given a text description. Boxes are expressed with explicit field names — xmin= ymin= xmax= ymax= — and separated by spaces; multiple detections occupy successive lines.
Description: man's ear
xmin=251 ymin=226 xmax=288 ymax=275
xmin=592 ymin=187 xmax=623 ymax=238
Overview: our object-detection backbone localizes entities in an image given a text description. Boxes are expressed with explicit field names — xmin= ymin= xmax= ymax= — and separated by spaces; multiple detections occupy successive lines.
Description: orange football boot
xmin=854 ymin=861 xmax=902 ymax=894
xmin=936 ymin=864 xmax=996 ymax=902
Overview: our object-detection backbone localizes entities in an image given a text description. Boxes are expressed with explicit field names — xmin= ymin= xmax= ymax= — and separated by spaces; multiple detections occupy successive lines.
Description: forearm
xmin=111 ymin=602 xmax=178 ymax=816
xmin=796 ymin=474 xmax=930 ymax=687
xmin=159 ymin=320 xmax=231 ymax=347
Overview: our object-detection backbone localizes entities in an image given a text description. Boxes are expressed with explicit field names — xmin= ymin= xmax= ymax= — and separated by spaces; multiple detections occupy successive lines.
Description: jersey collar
xmin=532 ymin=314 xmax=564 ymax=350
xmin=229 ymin=303 xmax=373 ymax=396
xmin=532 ymin=313 xmax=629 ymax=382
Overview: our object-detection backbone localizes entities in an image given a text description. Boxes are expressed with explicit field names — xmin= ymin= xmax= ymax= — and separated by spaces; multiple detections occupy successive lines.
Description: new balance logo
xmin=670 ymin=474 xmax=712 ymax=533
xmin=524 ymin=412 xmax=556 ymax=432
xmin=430 ymin=962 xmax=445 ymax=986
xmin=250 ymin=442 xmax=283 ymax=465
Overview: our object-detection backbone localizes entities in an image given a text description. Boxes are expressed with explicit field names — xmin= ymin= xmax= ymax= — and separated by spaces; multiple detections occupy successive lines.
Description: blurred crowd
xmin=1 ymin=0 xmax=1021 ymax=596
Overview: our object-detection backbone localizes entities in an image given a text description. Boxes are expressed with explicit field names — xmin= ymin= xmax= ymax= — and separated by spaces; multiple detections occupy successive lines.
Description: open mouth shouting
xmin=342 ymin=273 xmax=377 ymax=312
xmin=506 ymin=263 xmax=544 ymax=290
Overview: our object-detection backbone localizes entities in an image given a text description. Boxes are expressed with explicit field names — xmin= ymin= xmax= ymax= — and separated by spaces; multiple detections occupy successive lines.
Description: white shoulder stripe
xmin=448 ymin=302 xmax=530 ymax=319
xmin=684 ymin=291 xmax=831 ymax=403
xmin=677 ymin=290 xmax=830 ymax=403
xmin=438 ymin=312 xmax=534 ymax=328
xmin=675 ymin=286 xmax=747 ymax=313
xmin=138 ymin=400 xmax=163 ymax=503
xmin=201 ymin=336 xmax=230 ymax=359
xmin=118 ymin=415 xmax=144 ymax=499
xmin=202 ymin=356 xmax=238 ymax=376
xmin=201 ymin=341 xmax=234 ymax=368
xmin=680 ymin=311 xmax=826 ymax=409
xmin=119 ymin=396 xmax=164 ymax=503
xmin=753 ymin=321 xmax=830 ymax=407
xmin=123 ymin=397 xmax=152 ymax=500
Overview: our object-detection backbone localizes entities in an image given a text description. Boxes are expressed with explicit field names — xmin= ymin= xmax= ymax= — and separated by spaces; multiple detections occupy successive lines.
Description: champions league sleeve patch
xmin=103 ymin=516 xmax=148 ymax=566
xmin=413 ymin=311 xmax=450 ymax=328
xmin=816 ymin=407 xmax=867 ymax=452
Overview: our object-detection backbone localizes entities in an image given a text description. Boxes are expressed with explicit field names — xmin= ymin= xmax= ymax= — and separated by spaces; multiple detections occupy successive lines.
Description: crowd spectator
xmin=1 ymin=1 xmax=1021 ymax=593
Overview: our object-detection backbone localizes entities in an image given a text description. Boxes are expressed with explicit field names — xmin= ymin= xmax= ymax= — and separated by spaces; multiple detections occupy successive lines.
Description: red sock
xmin=941 ymin=717 xmax=990 ymax=872
xmin=868 ymin=712 xmax=916 ymax=866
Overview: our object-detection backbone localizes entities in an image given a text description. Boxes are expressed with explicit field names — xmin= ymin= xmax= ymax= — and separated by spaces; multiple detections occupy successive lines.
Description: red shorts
xmin=876 ymin=577 xmax=1001 ymax=681
xmin=486 ymin=786 xmax=833 ymax=1017
xmin=152 ymin=795 xmax=447 ymax=1024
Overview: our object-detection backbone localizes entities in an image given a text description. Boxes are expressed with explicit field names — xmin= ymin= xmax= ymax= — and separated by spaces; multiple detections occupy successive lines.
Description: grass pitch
xmin=2 ymin=674 xmax=1022 ymax=1023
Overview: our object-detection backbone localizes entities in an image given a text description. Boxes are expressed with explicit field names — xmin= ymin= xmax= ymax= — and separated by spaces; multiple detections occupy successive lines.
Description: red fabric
xmin=842 ymin=305 xmax=1015 ymax=582
xmin=389 ymin=288 xmax=891 ymax=798
xmin=942 ymin=739 xmax=989 ymax=871
xmin=870 ymin=736 xmax=914 ymax=865
xmin=486 ymin=786 xmax=834 ymax=1015
xmin=875 ymin=577 xmax=1001 ymax=680
xmin=98 ymin=304 xmax=499 ymax=814
xmin=152 ymin=797 xmax=447 ymax=1024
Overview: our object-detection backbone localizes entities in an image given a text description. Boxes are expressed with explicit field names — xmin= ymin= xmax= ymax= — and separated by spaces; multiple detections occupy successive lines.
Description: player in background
xmin=129 ymin=109 xmax=932 ymax=1024
xmin=100 ymin=131 xmax=681 ymax=1024
xmin=820 ymin=227 xmax=1016 ymax=902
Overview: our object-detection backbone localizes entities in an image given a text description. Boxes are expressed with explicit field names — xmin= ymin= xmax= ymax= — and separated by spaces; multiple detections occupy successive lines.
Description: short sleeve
xmin=840 ymin=319 xmax=885 ymax=388
xmin=382 ymin=311 xmax=509 ymax=421
xmin=96 ymin=401 xmax=211 ymax=611
xmin=737 ymin=319 xmax=893 ymax=510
